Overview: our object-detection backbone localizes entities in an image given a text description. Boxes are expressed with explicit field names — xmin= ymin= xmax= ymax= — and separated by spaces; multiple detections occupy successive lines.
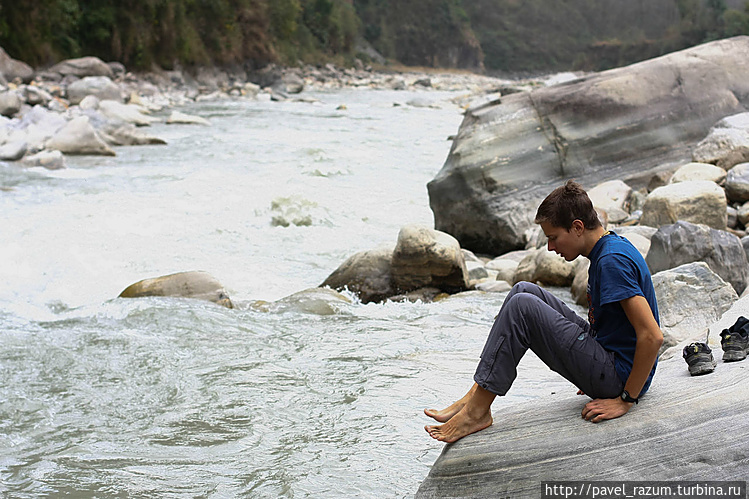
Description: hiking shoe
xmin=682 ymin=342 xmax=717 ymax=375
xmin=720 ymin=327 xmax=749 ymax=362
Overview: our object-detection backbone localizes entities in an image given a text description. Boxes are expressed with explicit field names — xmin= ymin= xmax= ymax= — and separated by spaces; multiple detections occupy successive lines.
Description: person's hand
xmin=581 ymin=397 xmax=632 ymax=422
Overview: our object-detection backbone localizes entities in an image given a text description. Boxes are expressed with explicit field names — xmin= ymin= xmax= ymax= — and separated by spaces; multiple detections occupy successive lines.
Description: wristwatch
xmin=620 ymin=390 xmax=639 ymax=404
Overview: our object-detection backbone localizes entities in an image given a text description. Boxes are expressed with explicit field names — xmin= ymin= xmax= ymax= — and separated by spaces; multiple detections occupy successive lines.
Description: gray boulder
xmin=646 ymin=221 xmax=748 ymax=294
xmin=0 ymin=90 xmax=23 ymax=117
xmin=97 ymin=100 xmax=159 ymax=126
xmin=23 ymin=85 xmax=53 ymax=107
xmin=0 ymin=47 xmax=33 ymax=82
xmin=587 ymin=180 xmax=631 ymax=223
xmin=427 ymin=37 xmax=749 ymax=255
xmin=119 ymin=270 xmax=233 ymax=308
xmin=725 ymin=162 xmax=749 ymax=202
xmin=45 ymin=116 xmax=115 ymax=156
xmin=692 ymin=111 xmax=749 ymax=170
xmin=98 ymin=123 xmax=167 ymax=146
xmin=669 ymin=162 xmax=726 ymax=184
xmin=653 ymin=262 xmax=737 ymax=347
xmin=639 ymin=180 xmax=727 ymax=230
xmin=21 ymin=150 xmax=65 ymax=170
xmin=320 ymin=246 xmax=394 ymax=304
xmin=692 ymin=127 xmax=749 ymax=170
xmin=391 ymin=225 xmax=469 ymax=294
xmin=416 ymin=349 xmax=749 ymax=497
xmin=0 ymin=140 xmax=27 ymax=161
xmin=531 ymin=251 xmax=577 ymax=287
xmin=67 ymin=76 xmax=122 ymax=105
xmin=49 ymin=56 xmax=114 ymax=79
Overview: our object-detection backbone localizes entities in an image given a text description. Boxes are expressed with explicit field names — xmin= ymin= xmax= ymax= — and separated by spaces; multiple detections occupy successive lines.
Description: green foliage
xmin=2 ymin=0 xmax=749 ymax=74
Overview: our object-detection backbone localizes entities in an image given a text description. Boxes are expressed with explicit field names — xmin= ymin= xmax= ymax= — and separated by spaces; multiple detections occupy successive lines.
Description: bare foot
xmin=424 ymin=406 xmax=493 ymax=443
xmin=424 ymin=384 xmax=477 ymax=422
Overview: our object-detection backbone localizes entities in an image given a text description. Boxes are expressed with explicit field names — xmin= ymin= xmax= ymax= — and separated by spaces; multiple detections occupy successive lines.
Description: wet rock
xmin=653 ymin=262 xmax=737 ymax=348
xmin=320 ymin=246 xmax=394 ymax=304
xmin=49 ymin=56 xmax=114 ymax=79
xmin=45 ymin=116 xmax=115 ymax=156
xmin=669 ymin=162 xmax=726 ymax=185
xmin=646 ymin=221 xmax=748 ymax=295
xmin=21 ymin=149 xmax=65 ymax=170
xmin=272 ymin=287 xmax=351 ymax=315
xmin=119 ymin=270 xmax=233 ymax=308
xmin=475 ymin=280 xmax=512 ymax=293
xmin=640 ymin=180 xmax=727 ymax=230
xmin=0 ymin=90 xmax=23 ymax=117
xmin=391 ymin=225 xmax=469 ymax=294
xmin=66 ymin=76 xmax=123 ymax=104
xmin=0 ymin=47 xmax=33 ymax=83
xmin=98 ymin=123 xmax=167 ymax=146
xmin=428 ymin=38 xmax=749 ymax=254
xmin=166 ymin=111 xmax=210 ymax=126
xmin=725 ymin=162 xmax=749 ymax=202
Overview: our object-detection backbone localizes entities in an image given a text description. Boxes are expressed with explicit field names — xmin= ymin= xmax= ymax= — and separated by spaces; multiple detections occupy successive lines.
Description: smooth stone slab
xmin=417 ymin=352 xmax=749 ymax=498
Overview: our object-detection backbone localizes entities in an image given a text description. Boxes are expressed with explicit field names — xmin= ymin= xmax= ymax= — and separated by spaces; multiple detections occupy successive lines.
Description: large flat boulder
xmin=417 ymin=343 xmax=749 ymax=497
xmin=428 ymin=37 xmax=749 ymax=255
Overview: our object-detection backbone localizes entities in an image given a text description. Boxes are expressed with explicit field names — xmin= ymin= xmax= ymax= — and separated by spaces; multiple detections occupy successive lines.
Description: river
xmin=0 ymin=84 xmax=581 ymax=497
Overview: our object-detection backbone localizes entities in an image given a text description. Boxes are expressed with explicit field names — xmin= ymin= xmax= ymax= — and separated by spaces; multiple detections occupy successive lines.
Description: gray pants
xmin=474 ymin=282 xmax=624 ymax=399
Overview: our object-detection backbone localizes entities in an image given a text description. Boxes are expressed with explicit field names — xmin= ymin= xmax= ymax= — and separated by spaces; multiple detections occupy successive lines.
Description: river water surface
xmin=0 ymin=85 xmax=580 ymax=497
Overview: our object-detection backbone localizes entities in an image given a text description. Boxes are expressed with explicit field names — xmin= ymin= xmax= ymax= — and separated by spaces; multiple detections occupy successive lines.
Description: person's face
xmin=540 ymin=220 xmax=584 ymax=261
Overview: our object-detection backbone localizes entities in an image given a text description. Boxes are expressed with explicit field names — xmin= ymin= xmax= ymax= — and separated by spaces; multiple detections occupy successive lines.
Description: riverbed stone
xmin=725 ymin=162 xmax=749 ymax=202
xmin=320 ymin=246 xmax=394 ymax=304
xmin=272 ymin=287 xmax=351 ymax=315
xmin=428 ymin=37 xmax=749 ymax=255
xmin=0 ymin=90 xmax=23 ymax=117
xmin=531 ymin=250 xmax=576 ymax=287
xmin=49 ymin=56 xmax=114 ymax=79
xmin=119 ymin=270 xmax=233 ymax=308
xmin=98 ymin=123 xmax=167 ymax=146
xmin=45 ymin=116 xmax=115 ymax=156
xmin=98 ymin=100 xmax=159 ymax=126
xmin=20 ymin=149 xmax=65 ymax=170
xmin=587 ymin=180 xmax=631 ymax=223
xmin=416 ymin=342 xmax=749 ymax=497
xmin=669 ymin=162 xmax=727 ymax=184
xmin=639 ymin=180 xmax=727 ymax=230
xmin=0 ymin=47 xmax=33 ymax=83
xmin=646 ymin=221 xmax=748 ymax=295
xmin=166 ymin=111 xmax=211 ymax=126
xmin=0 ymin=140 xmax=27 ymax=161
xmin=692 ymin=127 xmax=749 ymax=170
xmin=570 ymin=258 xmax=590 ymax=306
xmin=23 ymin=85 xmax=53 ymax=107
xmin=485 ymin=258 xmax=519 ymax=284
xmin=391 ymin=225 xmax=469 ymax=294
xmin=66 ymin=76 xmax=123 ymax=105
xmin=653 ymin=262 xmax=737 ymax=348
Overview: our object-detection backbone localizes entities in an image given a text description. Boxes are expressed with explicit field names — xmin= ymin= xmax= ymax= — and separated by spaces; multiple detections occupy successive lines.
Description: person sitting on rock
xmin=425 ymin=180 xmax=663 ymax=443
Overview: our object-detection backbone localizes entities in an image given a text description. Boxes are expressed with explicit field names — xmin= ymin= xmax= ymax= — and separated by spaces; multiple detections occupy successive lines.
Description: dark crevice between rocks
xmin=528 ymin=92 xmax=569 ymax=177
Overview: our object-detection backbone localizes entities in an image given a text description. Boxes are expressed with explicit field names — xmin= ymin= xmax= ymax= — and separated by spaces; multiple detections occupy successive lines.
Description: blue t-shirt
xmin=587 ymin=231 xmax=660 ymax=393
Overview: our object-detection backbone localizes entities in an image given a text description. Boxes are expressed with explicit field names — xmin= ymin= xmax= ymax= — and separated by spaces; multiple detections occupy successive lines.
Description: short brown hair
xmin=534 ymin=180 xmax=601 ymax=230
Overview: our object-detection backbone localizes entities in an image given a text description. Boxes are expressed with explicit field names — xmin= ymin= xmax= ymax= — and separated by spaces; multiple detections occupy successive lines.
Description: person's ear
xmin=571 ymin=219 xmax=585 ymax=235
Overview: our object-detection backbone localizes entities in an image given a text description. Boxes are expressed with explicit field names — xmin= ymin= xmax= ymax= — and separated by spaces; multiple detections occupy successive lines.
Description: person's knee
xmin=511 ymin=281 xmax=541 ymax=296
xmin=505 ymin=290 xmax=541 ymax=315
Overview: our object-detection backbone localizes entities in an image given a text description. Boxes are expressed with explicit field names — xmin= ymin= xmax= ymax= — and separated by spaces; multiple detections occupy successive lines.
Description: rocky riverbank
xmin=0 ymin=46 xmax=534 ymax=171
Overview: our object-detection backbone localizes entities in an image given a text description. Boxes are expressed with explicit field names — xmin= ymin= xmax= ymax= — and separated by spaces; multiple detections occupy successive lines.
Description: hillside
xmin=1 ymin=0 xmax=748 ymax=73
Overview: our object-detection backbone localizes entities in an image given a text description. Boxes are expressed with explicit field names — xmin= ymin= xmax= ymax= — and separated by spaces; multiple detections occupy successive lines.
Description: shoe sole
xmin=688 ymin=361 xmax=717 ymax=375
xmin=723 ymin=350 xmax=748 ymax=362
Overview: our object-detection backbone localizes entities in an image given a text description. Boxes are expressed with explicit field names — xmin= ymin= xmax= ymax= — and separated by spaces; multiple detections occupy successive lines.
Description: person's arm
xmin=581 ymin=295 xmax=663 ymax=422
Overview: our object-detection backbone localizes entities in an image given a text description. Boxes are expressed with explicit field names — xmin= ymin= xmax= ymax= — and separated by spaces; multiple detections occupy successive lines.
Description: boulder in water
xmin=427 ymin=37 xmax=749 ymax=255
xmin=119 ymin=271 xmax=233 ymax=308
